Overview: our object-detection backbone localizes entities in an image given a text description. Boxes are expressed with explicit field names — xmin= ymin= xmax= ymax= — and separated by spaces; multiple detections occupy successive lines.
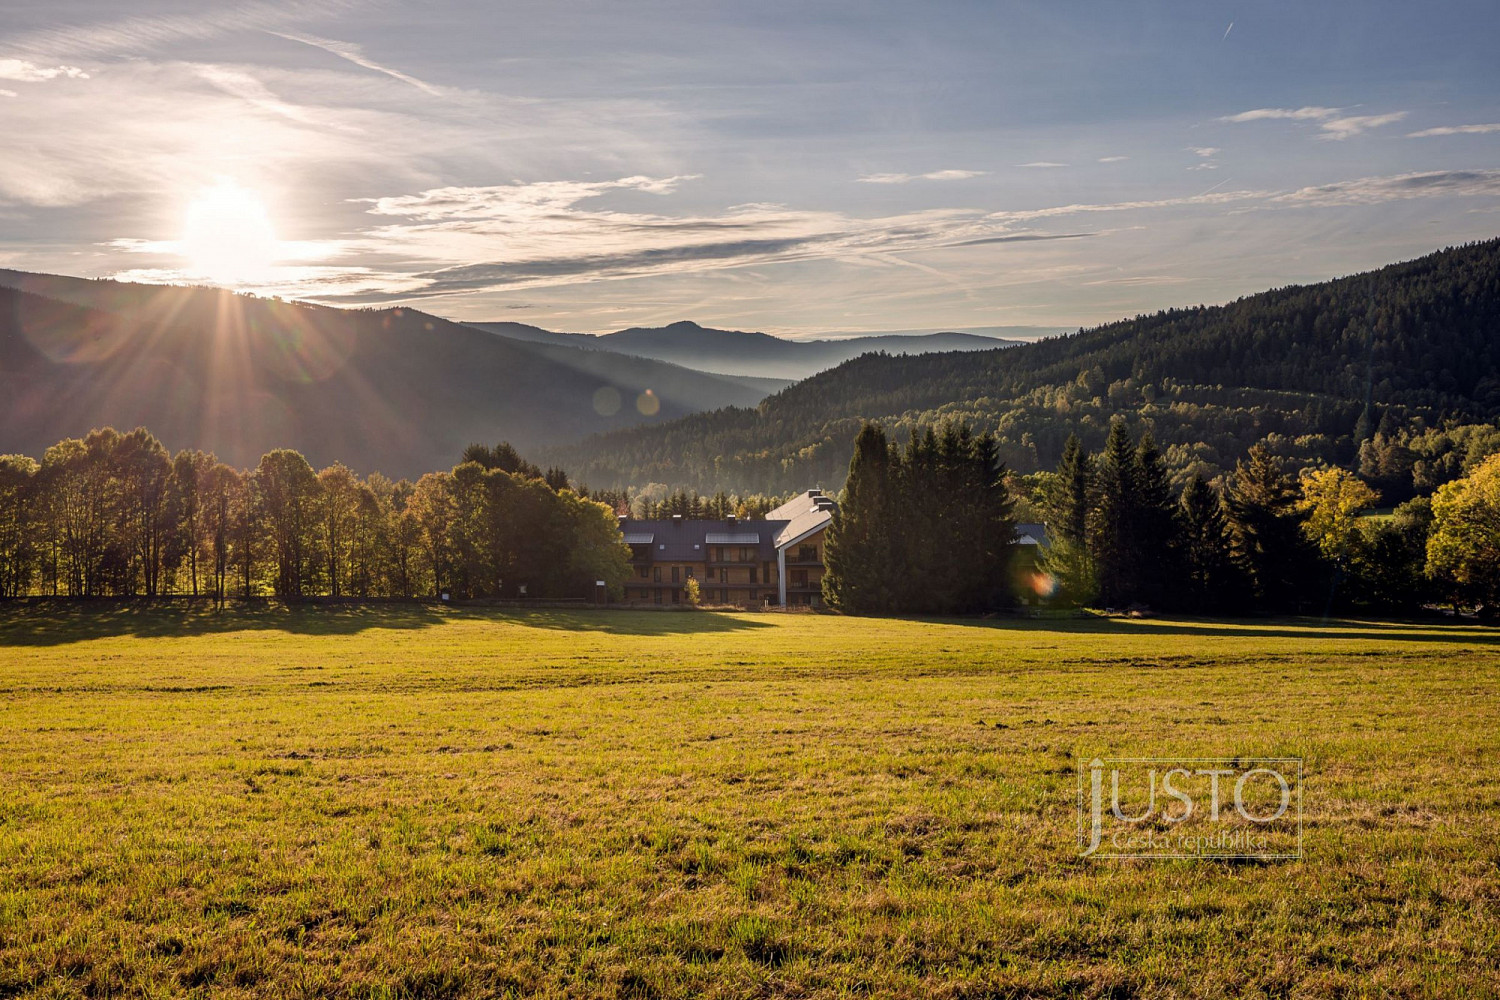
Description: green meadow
xmin=1 ymin=604 xmax=1497 ymax=998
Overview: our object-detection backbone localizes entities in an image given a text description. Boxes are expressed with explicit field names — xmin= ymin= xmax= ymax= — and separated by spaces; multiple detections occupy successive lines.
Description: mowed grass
xmin=1 ymin=604 xmax=1498 ymax=999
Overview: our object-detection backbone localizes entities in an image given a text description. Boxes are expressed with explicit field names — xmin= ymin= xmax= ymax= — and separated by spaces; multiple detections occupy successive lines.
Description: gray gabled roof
xmin=1015 ymin=522 xmax=1049 ymax=547
xmin=618 ymin=519 xmax=780 ymax=561
xmin=704 ymin=532 xmax=762 ymax=544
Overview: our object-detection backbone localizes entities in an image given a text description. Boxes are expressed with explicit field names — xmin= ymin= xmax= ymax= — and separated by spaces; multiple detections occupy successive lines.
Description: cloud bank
xmin=100 ymin=165 xmax=1500 ymax=306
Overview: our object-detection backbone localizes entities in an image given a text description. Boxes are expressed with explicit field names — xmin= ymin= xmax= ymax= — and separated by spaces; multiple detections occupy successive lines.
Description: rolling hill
xmin=466 ymin=319 xmax=1034 ymax=380
xmin=0 ymin=270 xmax=784 ymax=478
xmin=542 ymin=239 xmax=1500 ymax=495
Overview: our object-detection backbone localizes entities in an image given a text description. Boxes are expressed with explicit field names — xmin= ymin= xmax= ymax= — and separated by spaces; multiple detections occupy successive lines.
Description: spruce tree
xmin=971 ymin=431 xmax=1018 ymax=610
xmin=1132 ymin=432 xmax=1183 ymax=607
xmin=1044 ymin=433 xmax=1092 ymax=548
xmin=1092 ymin=420 xmax=1139 ymax=606
xmin=897 ymin=427 xmax=941 ymax=611
xmin=929 ymin=422 xmax=973 ymax=612
xmin=1179 ymin=476 xmax=1241 ymax=612
xmin=1226 ymin=444 xmax=1320 ymax=612
xmin=822 ymin=423 xmax=897 ymax=612
xmin=1040 ymin=433 xmax=1096 ymax=605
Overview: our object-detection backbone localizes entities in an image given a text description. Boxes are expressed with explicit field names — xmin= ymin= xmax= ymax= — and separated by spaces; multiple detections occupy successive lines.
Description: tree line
xmin=583 ymin=487 xmax=792 ymax=520
xmin=0 ymin=427 xmax=630 ymax=601
xmin=818 ymin=417 xmax=1500 ymax=618
xmin=1037 ymin=421 xmax=1497 ymax=615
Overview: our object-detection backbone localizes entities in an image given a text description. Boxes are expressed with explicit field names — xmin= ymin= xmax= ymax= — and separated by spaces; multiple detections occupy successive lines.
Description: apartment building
xmin=617 ymin=490 xmax=835 ymax=607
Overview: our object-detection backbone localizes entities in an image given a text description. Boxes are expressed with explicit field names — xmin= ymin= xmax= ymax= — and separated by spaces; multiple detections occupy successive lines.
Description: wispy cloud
xmin=1272 ymin=167 xmax=1500 ymax=206
xmin=1219 ymin=105 xmax=1406 ymax=140
xmin=3 ymin=0 xmax=360 ymax=59
xmin=0 ymin=89 xmax=15 ymax=98
xmin=1187 ymin=146 xmax=1220 ymax=171
xmin=361 ymin=175 xmax=701 ymax=219
xmin=267 ymin=31 xmax=444 ymax=96
xmin=0 ymin=51 xmax=678 ymax=208
xmin=1317 ymin=111 xmax=1406 ymax=140
xmin=1098 ymin=156 xmax=1129 ymax=163
xmin=1408 ymin=122 xmax=1500 ymax=138
xmin=346 ymin=176 xmax=1009 ymax=296
xmin=1219 ymin=106 xmax=1343 ymax=123
xmin=0 ymin=58 xmax=88 ymax=82
xmin=857 ymin=169 xmax=986 ymax=184
xmin=1015 ymin=161 xmax=1067 ymax=168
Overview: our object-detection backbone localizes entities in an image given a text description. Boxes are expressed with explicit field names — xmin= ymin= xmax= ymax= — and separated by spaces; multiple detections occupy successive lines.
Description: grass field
xmin=2 ymin=603 xmax=1498 ymax=998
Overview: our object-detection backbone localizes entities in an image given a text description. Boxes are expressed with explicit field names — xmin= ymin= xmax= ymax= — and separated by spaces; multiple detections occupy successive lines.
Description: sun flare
xmin=180 ymin=180 xmax=279 ymax=285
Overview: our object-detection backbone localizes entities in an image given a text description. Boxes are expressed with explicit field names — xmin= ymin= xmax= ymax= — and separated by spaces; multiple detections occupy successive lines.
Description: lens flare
xmin=1028 ymin=570 xmax=1058 ymax=598
xmin=592 ymin=385 xmax=622 ymax=416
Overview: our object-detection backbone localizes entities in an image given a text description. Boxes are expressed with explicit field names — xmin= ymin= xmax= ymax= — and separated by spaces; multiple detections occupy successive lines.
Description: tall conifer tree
xmin=1132 ymin=432 xmax=1183 ymax=607
xmin=1179 ymin=475 xmax=1241 ymax=612
xmin=823 ymin=423 xmax=897 ymax=612
xmin=1226 ymin=444 xmax=1320 ymax=612
xmin=1092 ymin=420 xmax=1140 ymax=606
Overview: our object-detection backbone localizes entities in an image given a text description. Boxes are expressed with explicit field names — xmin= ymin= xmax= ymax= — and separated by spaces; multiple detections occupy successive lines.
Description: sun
xmin=180 ymin=180 xmax=279 ymax=285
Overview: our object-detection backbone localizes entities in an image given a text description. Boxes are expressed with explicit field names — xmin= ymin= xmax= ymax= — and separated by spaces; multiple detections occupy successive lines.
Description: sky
xmin=1 ymin=0 xmax=1498 ymax=336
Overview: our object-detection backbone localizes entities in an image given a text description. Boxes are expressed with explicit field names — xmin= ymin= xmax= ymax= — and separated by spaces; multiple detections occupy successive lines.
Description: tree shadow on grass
xmin=0 ymin=599 xmax=450 ymax=647
xmin=501 ymin=608 xmax=775 ymax=636
xmin=0 ymin=599 xmax=774 ymax=646
xmin=924 ymin=613 xmax=1500 ymax=646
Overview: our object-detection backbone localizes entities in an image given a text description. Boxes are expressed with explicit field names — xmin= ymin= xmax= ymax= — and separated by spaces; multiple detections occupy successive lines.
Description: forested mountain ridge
xmin=468 ymin=318 xmax=1029 ymax=380
xmin=544 ymin=239 xmax=1500 ymax=495
xmin=0 ymin=270 xmax=779 ymax=478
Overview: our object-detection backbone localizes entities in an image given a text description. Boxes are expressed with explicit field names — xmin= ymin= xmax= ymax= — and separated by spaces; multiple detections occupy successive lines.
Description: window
xmin=685 ymin=566 xmax=694 ymax=578
xmin=671 ymin=589 xmax=680 ymax=604
xmin=749 ymin=567 xmax=757 ymax=584
xmin=720 ymin=589 xmax=729 ymax=603
xmin=798 ymin=544 xmax=818 ymax=562
xmin=653 ymin=591 xmax=662 ymax=605
xmin=653 ymin=567 xmax=661 ymax=582
xmin=638 ymin=566 xmax=649 ymax=578
xmin=671 ymin=566 xmax=680 ymax=583
xmin=739 ymin=546 xmax=752 ymax=562
xmin=719 ymin=567 xmax=728 ymax=583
